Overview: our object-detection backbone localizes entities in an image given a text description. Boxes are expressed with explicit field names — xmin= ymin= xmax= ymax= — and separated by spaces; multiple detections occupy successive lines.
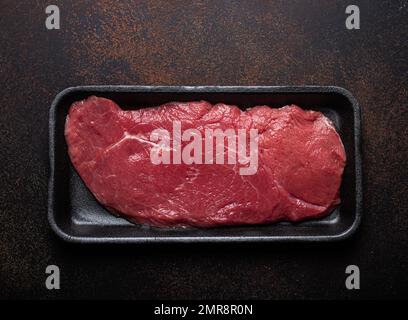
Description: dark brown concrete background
xmin=0 ymin=0 xmax=407 ymax=299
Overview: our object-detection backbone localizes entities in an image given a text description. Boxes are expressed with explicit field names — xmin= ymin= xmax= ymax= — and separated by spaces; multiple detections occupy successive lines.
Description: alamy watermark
xmin=345 ymin=5 xmax=360 ymax=30
xmin=345 ymin=265 xmax=360 ymax=290
xmin=45 ymin=265 xmax=60 ymax=290
xmin=149 ymin=121 xmax=259 ymax=175
xmin=45 ymin=5 xmax=60 ymax=30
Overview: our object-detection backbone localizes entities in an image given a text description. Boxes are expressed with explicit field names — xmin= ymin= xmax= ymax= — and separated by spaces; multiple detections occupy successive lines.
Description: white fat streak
xmin=104 ymin=132 xmax=159 ymax=154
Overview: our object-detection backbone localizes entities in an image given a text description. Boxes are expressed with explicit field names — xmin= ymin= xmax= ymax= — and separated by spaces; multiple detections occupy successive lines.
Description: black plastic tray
xmin=48 ymin=86 xmax=362 ymax=243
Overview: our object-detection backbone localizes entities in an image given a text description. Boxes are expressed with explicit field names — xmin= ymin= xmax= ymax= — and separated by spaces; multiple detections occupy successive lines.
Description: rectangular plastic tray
xmin=48 ymin=86 xmax=362 ymax=243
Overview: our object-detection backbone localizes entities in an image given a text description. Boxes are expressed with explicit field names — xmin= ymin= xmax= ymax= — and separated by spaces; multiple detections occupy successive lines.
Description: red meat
xmin=65 ymin=96 xmax=346 ymax=227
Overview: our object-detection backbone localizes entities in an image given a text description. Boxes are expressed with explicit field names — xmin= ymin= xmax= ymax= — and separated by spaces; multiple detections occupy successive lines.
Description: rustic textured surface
xmin=0 ymin=0 xmax=407 ymax=299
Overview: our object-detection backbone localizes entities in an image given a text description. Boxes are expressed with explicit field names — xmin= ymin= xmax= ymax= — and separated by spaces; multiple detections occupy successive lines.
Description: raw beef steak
xmin=65 ymin=96 xmax=346 ymax=227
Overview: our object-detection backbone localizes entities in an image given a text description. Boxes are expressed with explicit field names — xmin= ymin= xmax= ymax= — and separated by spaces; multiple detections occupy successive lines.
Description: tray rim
xmin=48 ymin=85 xmax=363 ymax=243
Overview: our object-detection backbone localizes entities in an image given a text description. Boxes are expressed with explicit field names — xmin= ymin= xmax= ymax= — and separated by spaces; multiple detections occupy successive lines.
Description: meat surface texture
xmin=65 ymin=96 xmax=346 ymax=227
